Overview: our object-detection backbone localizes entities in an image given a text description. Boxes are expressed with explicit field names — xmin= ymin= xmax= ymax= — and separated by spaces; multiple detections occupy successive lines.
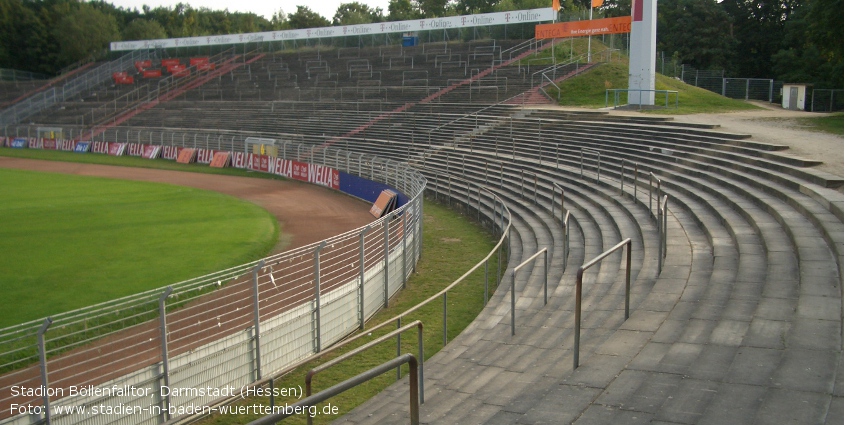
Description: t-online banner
xmin=110 ymin=8 xmax=555 ymax=51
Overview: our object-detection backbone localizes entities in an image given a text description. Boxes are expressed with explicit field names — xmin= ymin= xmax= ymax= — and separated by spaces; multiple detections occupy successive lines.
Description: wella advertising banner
xmin=58 ymin=140 xmax=77 ymax=151
xmin=162 ymin=146 xmax=179 ymax=160
xmin=108 ymin=143 xmax=127 ymax=156
xmin=127 ymin=143 xmax=145 ymax=156
xmin=142 ymin=145 xmax=161 ymax=159
xmin=111 ymin=8 xmax=555 ymax=51
xmin=240 ymin=154 xmax=339 ymax=190
xmin=535 ymin=16 xmax=632 ymax=39
xmin=92 ymin=141 xmax=109 ymax=154
xmin=42 ymin=139 xmax=57 ymax=150
xmin=196 ymin=149 xmax=217 ymax=164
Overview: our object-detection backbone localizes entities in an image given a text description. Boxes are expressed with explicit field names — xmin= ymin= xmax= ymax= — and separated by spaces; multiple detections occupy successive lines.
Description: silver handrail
xmin=304 ymin=320 xmax=425 ymax=425
xmin=510 ymin=248 xmax=549 ymax=335
xmin=574 ymin=238 xmax=632 ymax=369
xmin=658 ymin=195 xmax=669 ymax=273
xmin=580 ymin=147 xmax=601 ymax=183
xmin=248 ymin=354 xmax=420 ymax=425
xmin=551 ymin=182 xmax=571 ymax=274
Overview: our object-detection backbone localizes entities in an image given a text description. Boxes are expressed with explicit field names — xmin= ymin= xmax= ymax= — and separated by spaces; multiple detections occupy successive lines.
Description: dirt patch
xmin=440 ymin=237 xmax=462 ymax=243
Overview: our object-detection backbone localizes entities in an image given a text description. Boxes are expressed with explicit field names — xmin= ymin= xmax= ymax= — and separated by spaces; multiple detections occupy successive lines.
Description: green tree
xmin=287 ymin=6 xmax=330 ymax=29
xmin=122 ymin=18 xmax=167 ymax=40
xmin=657 ymin=0 xmax=735 ymax=70
xmin=416 ymin=0 xmax=451 ymax=17
xmin=770 ymin=0 xmax=843 ymax=88
xmin=333 ymin=2 xmax=384 ymax=25
xmin=721 ymin=0 xmax=801 ymax=77
xmin=53 ymin=3 xmax=119 ymax=67
xmin=456 ymin=0 xmax=499 ymax=14
xmin=387 ymin=0 xmax=422 ymax=20
xmin=270 ymin=9 xmax=289 ymax=29
xmin=492 ymin=0 xmax=552 ymax=12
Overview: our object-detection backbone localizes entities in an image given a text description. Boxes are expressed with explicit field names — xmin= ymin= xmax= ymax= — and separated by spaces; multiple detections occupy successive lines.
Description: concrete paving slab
xmin=797 ymin=295 xmax=842 ymax=320
xmin=754 ymin=297 xmax=798 ymax=321
xmin=685 ymin=344 xmax=739 ymax=381
xmin=755 ymin=388 xmax=832 ymax=425
xmin=563 ymin=353 xmax=632 ymax=388
xmin=726 ymin=346 xmax=782 ymax=386
xmin=786 ymin=318 xmax=843 ymax=351
xmin=709 ymin=319 xmax=750 ymax=346
xmin=596 ymin=370 xmax=681 ymax=414
xmin=653 ymin=378 xmax=720 ymax=424
xmin=517 ymin=384 xmax=602 ymax=424
xmin=698 ymin=382 xmax=767 ymax=425
xmin=572 ymin=404 xmax=654 ymax=424
xmin=772 ymin=348 xmax=839 ymax=394
xmin=825 ymin=396 xmax=843 ymax=425
xmin=743 ymin=317 xmax=791 ymax=349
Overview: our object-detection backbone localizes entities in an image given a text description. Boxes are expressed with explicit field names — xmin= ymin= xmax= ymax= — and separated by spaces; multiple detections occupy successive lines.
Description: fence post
xmin=314 ymin=242 xmax=327 ymax=353
xmin=251 ymin=261 xmax=265 ymax=376
xmin=158 ymin=287 xmax=174 ymax=420
xmin=443 ymin=292 xmax=448 ymax=346
xmin=402 ymin=212 xmax=408 ymax=288
xmin=544 ymin=249 xmax=548 ymax=306
xmin=510 ymin=268 xmax=516 ymax=336
xmin=37 ymin=318 xmax=53 ymax=425
xmin=383 ymin=215 xmax=390 ymax=308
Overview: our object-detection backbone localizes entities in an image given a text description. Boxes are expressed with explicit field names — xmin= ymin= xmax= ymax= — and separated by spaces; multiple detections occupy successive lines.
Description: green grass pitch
xmin=0 ymin=168 xmax=278 ymax=328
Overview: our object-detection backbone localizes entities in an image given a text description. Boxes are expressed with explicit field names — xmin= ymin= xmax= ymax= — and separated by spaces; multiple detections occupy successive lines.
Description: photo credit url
xmin=8 ymin=384 xmax=339 ymax=419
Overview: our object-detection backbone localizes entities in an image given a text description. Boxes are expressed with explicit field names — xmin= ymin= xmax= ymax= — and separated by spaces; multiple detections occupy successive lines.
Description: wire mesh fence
xmin=0 ymin=136 xmax=426 ymax=425
xmin=810 ymin=89 xmax=844 ymax=112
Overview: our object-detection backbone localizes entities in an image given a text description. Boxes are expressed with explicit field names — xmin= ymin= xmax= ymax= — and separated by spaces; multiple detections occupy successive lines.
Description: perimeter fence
xmin=0 ymin=134 xmax=428 ymax=425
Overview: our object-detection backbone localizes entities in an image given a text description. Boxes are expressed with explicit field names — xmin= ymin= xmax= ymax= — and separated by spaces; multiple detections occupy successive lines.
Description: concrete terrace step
xmin=329 ymin=103 xmax=840 ymax=424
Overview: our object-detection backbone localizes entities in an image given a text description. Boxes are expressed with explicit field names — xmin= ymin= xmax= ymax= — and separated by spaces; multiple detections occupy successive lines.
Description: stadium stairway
xmin=330 ymin=106 xmax=842 ymax=424
xmin=503 ymin=62 xmax=600 ymax=106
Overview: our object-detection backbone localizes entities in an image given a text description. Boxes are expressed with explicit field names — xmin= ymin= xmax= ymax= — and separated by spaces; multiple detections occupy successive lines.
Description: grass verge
xmin=195 ymin=199 xmax=503 ymax=425
xmin=553 ymin=62 xmax=762 ymax=114
xmin=0 ymin=167 xmax=278 ymax=327
xmin=793 ymin=112 xmax=844 ymax=135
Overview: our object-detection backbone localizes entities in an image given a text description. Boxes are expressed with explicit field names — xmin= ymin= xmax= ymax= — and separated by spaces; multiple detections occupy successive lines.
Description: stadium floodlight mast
xmin=628 ymin=0 xmax=657 ymax=106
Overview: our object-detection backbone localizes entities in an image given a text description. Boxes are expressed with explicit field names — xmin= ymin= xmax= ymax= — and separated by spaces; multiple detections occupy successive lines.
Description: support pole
xmin=158 ymin=287 xmax=174 ymax=420
xmin=37 ymin=318 xmax=53 ymax=425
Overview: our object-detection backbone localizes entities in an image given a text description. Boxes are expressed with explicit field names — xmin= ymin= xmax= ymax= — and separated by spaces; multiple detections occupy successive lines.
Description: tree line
xmin=0 ymin=0 xmax=841 ymax=88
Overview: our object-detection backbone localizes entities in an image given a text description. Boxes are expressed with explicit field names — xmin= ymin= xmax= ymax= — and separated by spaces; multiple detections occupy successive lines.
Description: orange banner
xmin=535 ymin=16 xmax=631 ymax=39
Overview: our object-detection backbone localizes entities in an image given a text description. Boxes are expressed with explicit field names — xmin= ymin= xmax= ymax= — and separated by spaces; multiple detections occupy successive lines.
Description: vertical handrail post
xmin=37 ymin=318 xmax=53 ymax=425
xmin=543 ymin=249 xmax=548 ymax=305
xmin=625 ymin=240 xmax=632 ymax=320
xmin=511 ymin=268 xmax=516 ymax=336
xmin=402 ymin=212 xmax=408 ymax=288
xmin=250 ymin=260 xmax=267 ymax=377
xmin=158 ymin=287 xmax=174 ymax=419
xmin=574 ymin=269 xmax=583 ymax=369
xmin=358 ymin=225 xmax=372 ymax=330
xmin=442 ymin=293 xmax=448 ymax=346
xmin=314 ymin=243 xmax=327 ymax=353
xmin=620 ymin=158 xmax=625 ymax=196
xmin=383 ymin=215 xmax=390 ymax=308
xmin=396 ymin=318 xmax=402 ymax=380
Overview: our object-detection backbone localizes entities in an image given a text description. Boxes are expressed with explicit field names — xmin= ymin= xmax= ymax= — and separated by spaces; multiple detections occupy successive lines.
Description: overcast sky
xmin=107 ymin=0 xmax=392 ymax=22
